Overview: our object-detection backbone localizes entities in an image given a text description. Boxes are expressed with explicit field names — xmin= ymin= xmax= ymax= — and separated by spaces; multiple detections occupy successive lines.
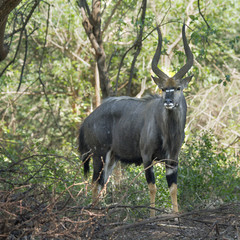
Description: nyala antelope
xmin=78 ymin=24 xmax=193 ymax=217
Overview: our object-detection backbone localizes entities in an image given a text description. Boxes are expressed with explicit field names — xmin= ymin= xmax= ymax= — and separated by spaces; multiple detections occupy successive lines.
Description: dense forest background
xmin=0 ymin=0 xmax=239 ymax=238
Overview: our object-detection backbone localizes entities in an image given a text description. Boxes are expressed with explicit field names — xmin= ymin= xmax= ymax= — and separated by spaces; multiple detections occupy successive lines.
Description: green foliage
xmin=0 ymin=126 xmax=82 ymax=192
xmin=179 ymin=131 xmax=240 ymax=211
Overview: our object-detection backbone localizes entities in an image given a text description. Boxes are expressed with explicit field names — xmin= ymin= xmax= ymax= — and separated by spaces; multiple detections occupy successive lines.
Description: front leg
xmin=166 ymin=164 xmax=179 ymax=213
xmin=148 ymin=182 xmax=157 ymax=217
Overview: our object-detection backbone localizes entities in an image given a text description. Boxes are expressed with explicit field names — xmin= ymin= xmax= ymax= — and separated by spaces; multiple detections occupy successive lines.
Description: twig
xmin=0 ymin=0 xmax=40 ymax=76
xmin=114 ymin=45 xmax=135 ymax=95
xmin=37 ymin=2 xmax=63 ymax=134
xmin=201 ymin=221 xmax=218 ymax=240
xmin=101 ymin=211 xmax=192 ymax=236
xmin=184 ymin=217 xmax=238 ymax=228
xmin=197 ymin=0 xmax=211 ymax=29
xmin=127 ymin=0 xmax=147 ymax=95
xmin=102 ymin=0 xmax=122 ymax=34
xmin=0 ymin=22 xmax=24 ymax=78
xmin=17 ymin=28 xmax=28 ymax=91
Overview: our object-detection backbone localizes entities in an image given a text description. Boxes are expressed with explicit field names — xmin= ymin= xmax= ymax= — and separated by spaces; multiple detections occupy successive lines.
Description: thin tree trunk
xmin=0 ymin=15 xmax=8 ymax=61
xmin=95 ymin=62 xmax=101 ymax=107
xmin=77 ymin=0 xmax=112 ymax=98
xmin=127 ymin=0 xmax=147 ymax=95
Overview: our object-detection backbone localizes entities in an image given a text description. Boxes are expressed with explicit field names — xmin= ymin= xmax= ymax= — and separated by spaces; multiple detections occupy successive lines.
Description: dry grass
xmin=186 ymin=75 xmax=240 ymax=154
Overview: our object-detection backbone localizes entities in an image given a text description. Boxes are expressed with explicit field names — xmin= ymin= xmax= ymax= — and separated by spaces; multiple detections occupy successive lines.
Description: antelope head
xmin=151 ymin=24 xmax=194 ymax=110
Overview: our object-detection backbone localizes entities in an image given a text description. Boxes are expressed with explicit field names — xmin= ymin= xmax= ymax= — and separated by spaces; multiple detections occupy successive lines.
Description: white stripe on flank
xmin=104 ymin=150 xmax=116 ymax=184
xmin=166 ymin=166 xmax=178 ymax=176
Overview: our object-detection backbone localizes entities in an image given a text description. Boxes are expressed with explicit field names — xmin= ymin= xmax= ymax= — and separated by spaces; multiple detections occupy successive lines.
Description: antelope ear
xmin=181 ymin=75 xmax=193 ymax=89
xmin=151 ymin=76 xmax=165 ymax=89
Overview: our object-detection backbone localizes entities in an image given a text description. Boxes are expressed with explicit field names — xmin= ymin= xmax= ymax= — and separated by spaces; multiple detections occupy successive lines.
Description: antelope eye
xmin=176 ymin=87 xmax=181 ymax=91
xmin=161 ymin=88 xmax=166 ymax=92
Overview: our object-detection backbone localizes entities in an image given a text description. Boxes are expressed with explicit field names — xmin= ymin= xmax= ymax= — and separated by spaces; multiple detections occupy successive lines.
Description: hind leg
xmin=92 ymin=155 xmax=105 ymax=204
xmin=92 ymin=151 xmax=117 ymax=204
xmin=104 ymin=150 xmax=116 ymax=184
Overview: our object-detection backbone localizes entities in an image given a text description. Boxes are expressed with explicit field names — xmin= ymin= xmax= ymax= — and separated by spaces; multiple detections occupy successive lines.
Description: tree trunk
xmin=0 ymin=0 xmax=22 ymax=61
xmin=0 ymin=15 xmax=8 ymax=61
xmin=78 ymin=0 xmax=112 ymax=99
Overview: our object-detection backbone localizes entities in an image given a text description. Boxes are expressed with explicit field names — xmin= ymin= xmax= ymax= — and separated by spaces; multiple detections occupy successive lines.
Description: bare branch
xmin=127 ymin=0 xmax=147 ymax=95
xmin=114 ymin=45 xmax=135 ymax=95
xmin=17 ymin=28 xmax=28 ymax=92
xmin=37 ymin=2 xmax=63 ymax=134
xmin=197 ymin=0 xmax=211 ymax=29
xmin=0 ymin=23 xmax=24 ymax=77
xmin=114 ymin=1 xmax=148 ymax=95
xmin=102 ymin=0 xmax=122 ymax=34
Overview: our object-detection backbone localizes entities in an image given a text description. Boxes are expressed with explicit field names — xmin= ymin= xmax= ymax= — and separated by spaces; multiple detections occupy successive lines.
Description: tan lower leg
xmin=113 ymin=161 xmax=122 ymax=186
xmin=148 ymin=183 xmax=157 ymax=217
xmin=169 ymin=183 xmax=178 ymax=213
xmin=92 ymin=182 xmax=99 ymax=204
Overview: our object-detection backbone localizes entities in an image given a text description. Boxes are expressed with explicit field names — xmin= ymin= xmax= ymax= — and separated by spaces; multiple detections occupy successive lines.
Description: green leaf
xmin=189 ymin=15 xmax=195 ymax=20
xmin=225 ymin=74 xmax=231 ymax=82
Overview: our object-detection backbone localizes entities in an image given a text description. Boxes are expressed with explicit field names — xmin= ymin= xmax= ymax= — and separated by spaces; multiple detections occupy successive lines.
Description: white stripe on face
xmin=166 ymin=89 xmax=175 ymax=93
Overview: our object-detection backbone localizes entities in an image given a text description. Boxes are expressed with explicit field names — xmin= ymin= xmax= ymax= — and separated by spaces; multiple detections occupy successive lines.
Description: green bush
xmin=178 ymin=131 xmax=240 ymax=211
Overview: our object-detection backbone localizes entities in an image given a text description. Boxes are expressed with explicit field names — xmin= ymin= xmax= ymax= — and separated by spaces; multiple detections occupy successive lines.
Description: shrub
xmin=178 ymin=131 xmax=240 ymax=211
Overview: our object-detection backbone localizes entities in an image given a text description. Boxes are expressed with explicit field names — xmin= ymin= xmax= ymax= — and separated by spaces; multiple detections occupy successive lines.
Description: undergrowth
xmin=1 ymin=126 xmax=239 ymax=237
xmin=178 ymin=131 xmax=240 ymax=211
xmin=96 ymin=130 xmax=240 ymax=216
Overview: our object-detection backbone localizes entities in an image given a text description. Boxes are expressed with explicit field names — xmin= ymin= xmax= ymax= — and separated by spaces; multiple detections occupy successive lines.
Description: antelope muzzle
xmin=164 ymin=89 xmax=175 ymax=110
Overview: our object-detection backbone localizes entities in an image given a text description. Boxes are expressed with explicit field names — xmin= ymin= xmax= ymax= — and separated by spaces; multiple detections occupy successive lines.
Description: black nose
xmin=164 ymin=99 xmax=173 ymax=105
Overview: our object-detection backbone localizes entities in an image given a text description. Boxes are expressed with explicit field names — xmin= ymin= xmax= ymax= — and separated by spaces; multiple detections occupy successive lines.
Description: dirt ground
xmin=1 ymin=201 xmax=239 ymax=239
xmin=90 ymin=203 xmax=240 ymax=240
